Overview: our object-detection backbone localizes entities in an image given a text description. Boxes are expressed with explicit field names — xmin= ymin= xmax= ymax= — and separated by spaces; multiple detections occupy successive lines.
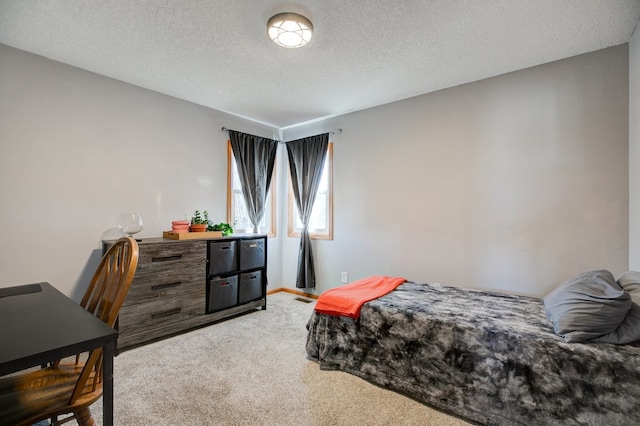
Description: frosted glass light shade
xmin=267 ymin=13 xmax=313 ymax=48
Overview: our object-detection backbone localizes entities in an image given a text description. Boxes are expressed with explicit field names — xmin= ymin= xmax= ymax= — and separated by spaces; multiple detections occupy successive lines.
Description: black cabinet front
xmin=239 ymin=238 xmax=266 ymax=270
xmin=239 ymin=271 xmax=262 ymax=304
xmin=206 ymin=235 xmax=267 ymax=314
xmin=208 ymin=240 xmax=237 ymax=276
xmin=207 ymin=276 xmax=238 ymax=312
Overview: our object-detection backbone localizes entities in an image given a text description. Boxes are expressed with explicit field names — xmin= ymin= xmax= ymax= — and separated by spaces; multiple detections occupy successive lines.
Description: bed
xmin=306 ymin=280 xmax=640 ymax=425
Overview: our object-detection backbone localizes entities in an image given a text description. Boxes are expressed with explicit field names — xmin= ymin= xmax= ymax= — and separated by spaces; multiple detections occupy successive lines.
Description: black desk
xmin=0 ymin=282 xmax=117 ymax=426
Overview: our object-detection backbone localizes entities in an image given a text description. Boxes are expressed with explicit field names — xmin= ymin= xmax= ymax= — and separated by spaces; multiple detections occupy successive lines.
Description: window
xmin=227 ymin=142 xmax=276 ymax=236
xmin=288 ymin=142 xmax=333 ymax=240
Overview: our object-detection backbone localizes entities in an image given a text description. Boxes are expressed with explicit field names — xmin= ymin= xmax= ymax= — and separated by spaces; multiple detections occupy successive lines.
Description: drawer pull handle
xmin=152 ymin=255 xmax=182 ymax=262
xmin=151 ymin=282 xmax=182 ymax=291
xmin=221 ymin=246 xmax=231 ymax=250
xmin=151 ymin=308 xmax=181 ymax=319
xmin=248 ymin=275 xmax=257 ymax=280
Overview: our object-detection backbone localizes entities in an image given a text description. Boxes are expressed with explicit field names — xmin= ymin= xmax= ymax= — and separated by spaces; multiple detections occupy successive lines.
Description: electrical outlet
xmin=341 ymin=272 xmax=348 ymax=283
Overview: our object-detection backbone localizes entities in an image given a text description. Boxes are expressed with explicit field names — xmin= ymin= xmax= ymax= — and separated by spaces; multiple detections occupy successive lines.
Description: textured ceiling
xmin=1 ymin=1 xmax=639 ymax=129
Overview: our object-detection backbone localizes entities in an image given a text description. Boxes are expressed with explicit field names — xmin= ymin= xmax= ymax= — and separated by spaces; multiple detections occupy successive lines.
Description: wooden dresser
xmin=103 ymin=235 xmax=267 ymax=351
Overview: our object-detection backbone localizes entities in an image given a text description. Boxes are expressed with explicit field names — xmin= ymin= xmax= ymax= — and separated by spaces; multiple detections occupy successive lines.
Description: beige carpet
xmin=78 ymin=292 xmax=472 ymax=425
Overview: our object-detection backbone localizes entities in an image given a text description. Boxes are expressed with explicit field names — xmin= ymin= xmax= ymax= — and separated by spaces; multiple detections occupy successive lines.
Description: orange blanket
xmin=314 ymin=275 xmax=406 ymax=318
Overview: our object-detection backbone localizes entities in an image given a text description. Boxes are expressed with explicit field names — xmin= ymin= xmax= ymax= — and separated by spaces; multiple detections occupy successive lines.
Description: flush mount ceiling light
xmin=267 ymin=12 xmax=313 ymax=48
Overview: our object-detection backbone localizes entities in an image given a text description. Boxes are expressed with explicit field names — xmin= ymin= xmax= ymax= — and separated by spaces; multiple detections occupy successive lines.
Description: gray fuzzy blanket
xmin=306 ymin=281 xmax=640 ymax=425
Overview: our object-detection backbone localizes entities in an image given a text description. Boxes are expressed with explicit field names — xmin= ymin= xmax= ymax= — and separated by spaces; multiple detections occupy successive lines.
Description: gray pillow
xmin=617 ymin=270 xmax=640 ymax=304
xmin=543 ymin=270 xmax=631 ymax=342
xmin=592 ymin=303 xmax=640 ymax=344
xmin=592 ymin=271 xmax=640 ymax=344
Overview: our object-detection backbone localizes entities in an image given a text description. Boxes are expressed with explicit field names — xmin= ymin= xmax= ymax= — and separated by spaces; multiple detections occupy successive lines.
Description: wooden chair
xmin=0 ymin=237 xmax=139 ymax=426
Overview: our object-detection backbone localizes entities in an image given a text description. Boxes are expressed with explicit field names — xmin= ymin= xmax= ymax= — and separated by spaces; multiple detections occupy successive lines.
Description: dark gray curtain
xmin=228 ymin=130 xmax=279 ymax=233
xmin=285 ymin=133 xmax=329 ymax=288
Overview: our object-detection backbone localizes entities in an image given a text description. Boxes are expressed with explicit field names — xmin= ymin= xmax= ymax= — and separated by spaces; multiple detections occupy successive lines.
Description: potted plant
xmin=209 ymin=222 xmax=233 ymax=237
xmin=190 ymin=210 xmax=209 ymax=232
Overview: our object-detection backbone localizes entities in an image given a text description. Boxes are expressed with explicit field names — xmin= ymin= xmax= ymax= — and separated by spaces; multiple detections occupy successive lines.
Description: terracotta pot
xmin=190 ymin=224 xmax=208 ymax=232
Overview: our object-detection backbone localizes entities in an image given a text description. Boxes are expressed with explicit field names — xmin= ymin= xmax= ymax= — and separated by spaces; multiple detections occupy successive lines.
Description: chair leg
xmin=74 ymin=408 xmax=95 ymax=426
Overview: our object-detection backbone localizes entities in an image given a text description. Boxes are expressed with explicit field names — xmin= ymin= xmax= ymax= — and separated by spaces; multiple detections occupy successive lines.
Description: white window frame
xmin=227 ymin=141 xmax=276 ymax=236
xmin=288 ymin=142 xmax=333 ymax=240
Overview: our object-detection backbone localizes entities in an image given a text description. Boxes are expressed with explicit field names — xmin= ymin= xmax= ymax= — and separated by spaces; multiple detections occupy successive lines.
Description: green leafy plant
xmin=209 ymin=222 xmax=233 ymax=236
xmin=191 ymin=210 xmax=210 ymax=225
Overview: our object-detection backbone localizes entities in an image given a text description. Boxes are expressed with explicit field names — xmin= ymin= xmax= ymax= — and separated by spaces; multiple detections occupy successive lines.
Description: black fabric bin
xmin=239 ymin=271 xmax=262 ymax=304
xmin=208 ymin=240 xmax=237 ymax=276
xmin=208 ymin=276 xmax=238 ymax=312
xmin=239 ymin=238 xmax=265 ymax=270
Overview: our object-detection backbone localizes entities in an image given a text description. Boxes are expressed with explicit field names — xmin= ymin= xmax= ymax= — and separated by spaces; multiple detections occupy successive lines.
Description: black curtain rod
xmin=221 ymin=127 xmax=342 ymax=136
xmin=221 ymin=127 xmax=282 ymax=143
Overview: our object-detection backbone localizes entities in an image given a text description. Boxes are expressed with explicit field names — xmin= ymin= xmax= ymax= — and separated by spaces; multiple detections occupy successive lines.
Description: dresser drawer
xmin=123 ymin=272 xmax=204 ymax=306
xmin=118 ymin=294 xmax=205 ymax=337
xmin=135 ymin=241 xmax=206 ymax=275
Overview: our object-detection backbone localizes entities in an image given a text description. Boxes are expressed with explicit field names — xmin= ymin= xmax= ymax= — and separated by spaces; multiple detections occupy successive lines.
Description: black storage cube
xmin=239 ymin=271 xmax=262 ymax=304
xmin=239 ymin=238 xmax=265 ymax=270
xmin=208 ymin=240 xmax=237 ymax=276
xmin=208 ymin=276 xmax=238 ymax=312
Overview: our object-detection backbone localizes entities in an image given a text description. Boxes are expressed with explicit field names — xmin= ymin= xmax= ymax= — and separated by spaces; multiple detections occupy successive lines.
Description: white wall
xmin=0 ymin=44 xmax=281 ymax=300
xmin=283 ymin=45 xmax=629 ymax=297
xmin=0 ymin=43 xmax=630 ymax=301
xmin=630 ymin=22 xmax=640 ymax=269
